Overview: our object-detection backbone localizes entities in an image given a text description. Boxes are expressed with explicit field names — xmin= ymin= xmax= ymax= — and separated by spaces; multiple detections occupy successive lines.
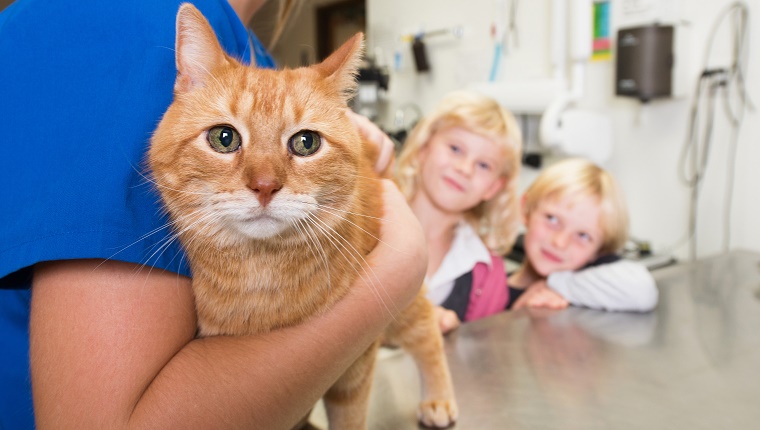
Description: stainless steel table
xmin=313 ymin=250 xmax=760 ymax=429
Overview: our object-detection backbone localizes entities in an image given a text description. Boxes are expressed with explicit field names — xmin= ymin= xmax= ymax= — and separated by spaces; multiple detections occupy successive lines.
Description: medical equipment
xmin=489 ymin=0 xmax=520 ymax=82
xmin=352 ymin=57 xmax=390 ymax=122
xmin=470 ymin=0 xmax=613 ymax=164
xmin=674 ymin=1 xmax=753 ymax=260
xmin=539 ymin=0 xmax=613 ymax=164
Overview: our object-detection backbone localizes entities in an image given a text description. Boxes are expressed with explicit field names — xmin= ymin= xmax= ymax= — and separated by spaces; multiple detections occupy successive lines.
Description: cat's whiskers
xmin=134 ymin=210 xmax=222 ymax=277
xmin=91 ymin=205 xmax=210 ymax=274
xmin=129 ymin=163 xmax=217 ymax=197
xmin=292 ymin=218 xmax=332 ymax=291
xmin=305 ymin=214 xmax=376 ymax=301
xmin=123 ymin=228 xmax=182 ymax=280
xmin=305 ymin=201 xmax=385 ymax=221
xmin=136 ymin=210 xmax=231 ymax=289
xmin=310 ymin=181 xmax=390 ymax=222
xmin=308 ymin=203 xmax=412 ymax=258
xmin=349 ymin=174 xmax=388 ymax=183
xmin=182 ymin=210 xmax=237 ymax=252
xmin=310 ymin=182 xmax=354 ymax=207
xmin=315 ymin=206 xmax=395 ymax=253
xmin=306 ymin=214 xmax=398 ymax=319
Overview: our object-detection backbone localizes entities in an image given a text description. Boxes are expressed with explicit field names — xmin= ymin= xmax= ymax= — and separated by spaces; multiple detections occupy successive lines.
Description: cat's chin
xmin=234 ymin=215 xmax=289 ymax=239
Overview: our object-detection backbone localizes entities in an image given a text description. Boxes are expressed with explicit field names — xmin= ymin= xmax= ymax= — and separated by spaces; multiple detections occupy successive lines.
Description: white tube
xmin=570 ymin=0 xmax=593 ymax=60
xmin=551 ymin=0 xmax=567 ymax=85
xmin=539 ymin=93 xmax=573 ymax=148
xmin=541 ymin=0 xmax=594 ymax=149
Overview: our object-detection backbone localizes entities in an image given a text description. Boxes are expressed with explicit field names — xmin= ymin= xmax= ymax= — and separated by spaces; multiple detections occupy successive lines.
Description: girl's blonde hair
xmin=395 ymin=90 xmax=523 ymax=255
xmin=522 ymin=158 xmax=629 ymax=255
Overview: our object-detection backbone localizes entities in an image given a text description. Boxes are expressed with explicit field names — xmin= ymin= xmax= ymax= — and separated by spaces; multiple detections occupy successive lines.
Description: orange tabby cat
xmin=149 ymin=4 xmax=457 ymax=429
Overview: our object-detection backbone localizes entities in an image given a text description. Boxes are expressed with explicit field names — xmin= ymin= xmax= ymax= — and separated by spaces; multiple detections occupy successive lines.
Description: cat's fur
xmin=149 ymin=4 xmax=457 ymax=429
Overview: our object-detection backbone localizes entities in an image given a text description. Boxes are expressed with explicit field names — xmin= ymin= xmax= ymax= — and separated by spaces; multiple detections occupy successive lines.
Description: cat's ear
xmin=174 ymin=3 xmax=228 ymax=94
xmin=314 ymin=33 xmax=365 ymax=102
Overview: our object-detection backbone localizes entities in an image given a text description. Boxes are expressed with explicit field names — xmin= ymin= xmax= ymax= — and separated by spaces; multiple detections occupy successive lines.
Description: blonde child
xmin=509 ymin=158 xmax=658 ymax=312
xmin=395 ymin=91 xmax=522 ymax=333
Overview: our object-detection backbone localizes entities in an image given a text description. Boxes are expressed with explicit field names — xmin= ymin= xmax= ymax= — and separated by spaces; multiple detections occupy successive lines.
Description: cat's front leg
xmin=323 ymin=339 xmax=381 ymax=430
xmin=385 ymin=293 xmax=459 ymax=428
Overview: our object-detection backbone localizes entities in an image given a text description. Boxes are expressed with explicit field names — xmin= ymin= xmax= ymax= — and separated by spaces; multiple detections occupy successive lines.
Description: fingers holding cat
xmin=345 ymin=109 xmax=395 ymax=176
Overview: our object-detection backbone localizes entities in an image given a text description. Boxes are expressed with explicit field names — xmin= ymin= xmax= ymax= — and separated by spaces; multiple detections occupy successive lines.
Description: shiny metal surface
xmin=313 ymin=250 xmax=760 ymax=429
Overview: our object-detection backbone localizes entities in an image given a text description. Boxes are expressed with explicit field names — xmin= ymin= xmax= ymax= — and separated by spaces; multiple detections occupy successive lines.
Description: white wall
xmin=367 ymin=0 xmax=760 ymax=260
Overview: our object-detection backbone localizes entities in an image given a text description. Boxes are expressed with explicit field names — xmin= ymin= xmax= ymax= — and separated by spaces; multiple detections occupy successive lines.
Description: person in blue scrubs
xmin=0 ymin=0 xmax=426 ymax=428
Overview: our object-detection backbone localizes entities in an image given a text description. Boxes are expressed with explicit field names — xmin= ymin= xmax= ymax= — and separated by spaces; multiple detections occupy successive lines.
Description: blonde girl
xmin=510 ymin=158 xmax=658 ymax=311
xmin=395 ymin=90 xmax=522 ymax=332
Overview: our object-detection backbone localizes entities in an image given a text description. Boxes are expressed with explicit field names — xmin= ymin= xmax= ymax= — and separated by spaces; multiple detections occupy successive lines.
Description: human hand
xmin=511 ymin=280 xmax=569 ymax=310
xmin=434 ymin=306 xmax=461 ymax=334
xmin=345 ymin=109 xmax=395 ymax=174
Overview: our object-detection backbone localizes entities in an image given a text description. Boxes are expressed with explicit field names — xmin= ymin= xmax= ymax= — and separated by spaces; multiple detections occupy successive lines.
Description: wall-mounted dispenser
xmin=615 ymin=24 xmax=675 ymax=102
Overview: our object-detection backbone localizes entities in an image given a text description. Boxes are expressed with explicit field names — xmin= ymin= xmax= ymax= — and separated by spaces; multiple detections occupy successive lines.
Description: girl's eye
xmin=477 ymin=161 xmax=492 ymax=171
xmin=208 ymin=125 xmax=241 ymax=153
xmin=542 ymin=214 xmax=561 ymax=230
xmin=577 ymin=232 xmax=593 ymax=243
xmin=288 ymin=130 xmax=321 ymax=157
xmin=449 ymin=144 xmax=461 ymax=154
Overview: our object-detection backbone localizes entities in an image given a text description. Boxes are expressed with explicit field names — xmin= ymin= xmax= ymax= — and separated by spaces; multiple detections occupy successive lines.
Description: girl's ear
xmin=483 ymin=176 xmax=506 ymax=201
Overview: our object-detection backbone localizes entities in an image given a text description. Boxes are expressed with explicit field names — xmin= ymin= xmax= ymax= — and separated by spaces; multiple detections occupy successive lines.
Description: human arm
xmin=545 ymin=260 xmax=659 ymax=312
xmin=511 ymin=281 xmax=570 ymax=310
xmin=30 ymin=180 xmax=426 ymax=430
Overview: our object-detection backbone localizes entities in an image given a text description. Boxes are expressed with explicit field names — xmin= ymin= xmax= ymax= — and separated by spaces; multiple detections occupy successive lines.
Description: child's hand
xmin=434 ymin=306 xmax=461 ymax=334
xmin=511 ymin=280 xmax=569 ymax=310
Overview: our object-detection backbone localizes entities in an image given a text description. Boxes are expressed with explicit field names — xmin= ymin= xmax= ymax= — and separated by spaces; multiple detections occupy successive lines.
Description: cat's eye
xmin=288 ymin=130 xmax=321 ymax=157
xmin=208 ymin=125 xmax=241 ymax=153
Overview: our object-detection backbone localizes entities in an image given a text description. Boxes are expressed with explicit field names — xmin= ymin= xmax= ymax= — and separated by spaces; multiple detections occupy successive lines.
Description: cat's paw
xmin=417 ymin=399 xmax=458 ymax=428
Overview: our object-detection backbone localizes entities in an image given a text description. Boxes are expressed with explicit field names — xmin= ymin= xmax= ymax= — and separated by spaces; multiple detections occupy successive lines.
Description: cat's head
xmin=150 ymin=4 xmax=374 ymax=248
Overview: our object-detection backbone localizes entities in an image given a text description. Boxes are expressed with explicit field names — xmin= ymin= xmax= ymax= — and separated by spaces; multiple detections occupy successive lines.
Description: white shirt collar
xmin=426 ymin=222 xmax=492 ymax=305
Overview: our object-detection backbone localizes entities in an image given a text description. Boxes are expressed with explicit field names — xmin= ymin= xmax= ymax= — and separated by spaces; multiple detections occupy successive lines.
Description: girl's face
xmin=523 ymin=193 xmax=604 ymax=276
xmin=417 ymin=127 xmax=506 ymax=214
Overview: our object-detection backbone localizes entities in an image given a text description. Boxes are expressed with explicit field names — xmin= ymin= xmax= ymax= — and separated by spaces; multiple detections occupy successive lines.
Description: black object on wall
xmin=412 ymin=37 xmax=430 ymax=72
xmin=615 ymin=24 xmax=674 ymax=102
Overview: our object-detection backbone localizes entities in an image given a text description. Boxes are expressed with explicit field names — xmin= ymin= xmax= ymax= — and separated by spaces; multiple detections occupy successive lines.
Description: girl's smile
xmin=443 ymin=175 xmax=465 ymax=192
xmin=540 ymin=247 xmax=563 ymax=264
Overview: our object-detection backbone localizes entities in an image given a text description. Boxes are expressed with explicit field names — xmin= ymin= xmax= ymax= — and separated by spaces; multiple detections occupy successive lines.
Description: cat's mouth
xmin=242 ymin=213 xmax=283 ymax=226
xmin=235 ymin=213 xmax=288 ymax=239
xmin=244 ymin=212 xmax=277 ymax=221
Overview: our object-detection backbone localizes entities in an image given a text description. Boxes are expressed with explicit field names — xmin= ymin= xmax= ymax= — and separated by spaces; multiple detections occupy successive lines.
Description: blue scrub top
xmin=0 ymin=1 xmax=274 ymax=427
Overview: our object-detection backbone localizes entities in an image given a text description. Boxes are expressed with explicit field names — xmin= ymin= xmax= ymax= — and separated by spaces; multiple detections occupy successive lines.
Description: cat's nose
xmin=248 ymin=178 xmax=282 ymax=207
